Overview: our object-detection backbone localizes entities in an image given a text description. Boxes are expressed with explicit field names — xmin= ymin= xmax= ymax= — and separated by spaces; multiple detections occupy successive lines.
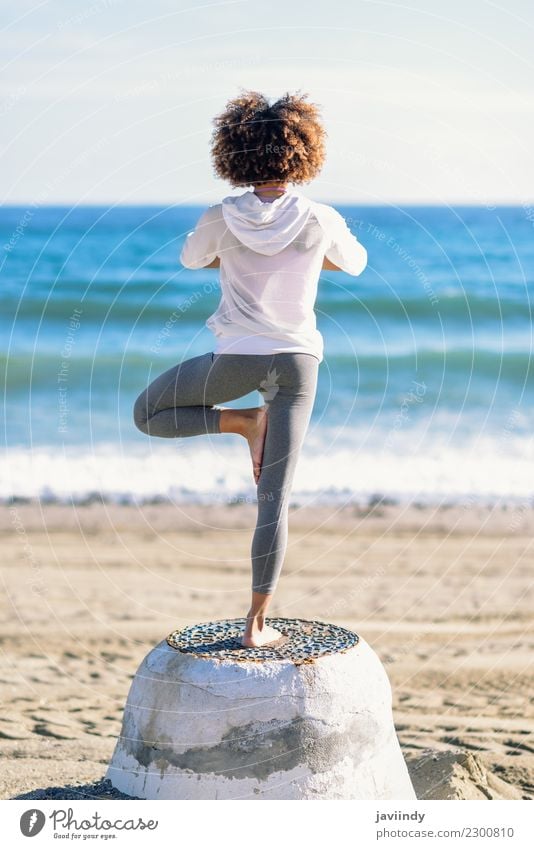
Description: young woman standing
xmin=134 ymin=91 xmax=367 ymax=647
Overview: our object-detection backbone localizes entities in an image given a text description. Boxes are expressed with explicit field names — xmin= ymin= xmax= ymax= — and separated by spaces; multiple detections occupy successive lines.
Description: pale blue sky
xmin=2 ymin=0 xmax=533 ymax=205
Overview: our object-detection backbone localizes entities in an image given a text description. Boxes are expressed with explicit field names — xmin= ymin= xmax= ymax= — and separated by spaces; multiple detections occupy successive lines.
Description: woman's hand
xmin=202 ymin=257 xmax=339 ymax=270
xmin=322 ymin=256 xmax=342 ymax=270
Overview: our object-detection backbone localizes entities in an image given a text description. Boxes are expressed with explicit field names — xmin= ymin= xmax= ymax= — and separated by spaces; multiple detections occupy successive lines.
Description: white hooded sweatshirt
xmin=179 ymin=189 xmax=367 ymax=363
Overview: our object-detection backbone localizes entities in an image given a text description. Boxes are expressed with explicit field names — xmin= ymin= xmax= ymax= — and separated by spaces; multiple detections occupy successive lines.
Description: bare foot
xmin=244 ymin=406 xmax=269 ymax=484
xmin=219 ymin=405 xmax=269 ymax=484
xmin=241 ymin=621 xmax=285 ymax=648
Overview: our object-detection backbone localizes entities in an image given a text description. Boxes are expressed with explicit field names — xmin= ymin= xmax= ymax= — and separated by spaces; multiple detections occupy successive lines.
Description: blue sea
xmin=1 ymin=203 xmax=533 ymax=506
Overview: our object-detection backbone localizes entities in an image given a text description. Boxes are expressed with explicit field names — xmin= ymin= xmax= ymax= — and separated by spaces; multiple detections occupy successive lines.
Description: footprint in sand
xmin=441 ymin=735 xmax=489 ymax=751
xmin=33 ymin=723 xmax=77 ymax=740
xmin=504 ymin=740 xmax=534 ymax=754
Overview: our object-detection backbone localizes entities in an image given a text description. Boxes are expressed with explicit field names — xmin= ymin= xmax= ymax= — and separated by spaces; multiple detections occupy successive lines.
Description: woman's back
xmin=180 ymin=188 xmax=367 ymax=361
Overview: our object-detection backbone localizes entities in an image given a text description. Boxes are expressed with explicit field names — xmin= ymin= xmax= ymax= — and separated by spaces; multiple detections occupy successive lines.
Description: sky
xmin=1 ymin=0 xmax=533 ymax=205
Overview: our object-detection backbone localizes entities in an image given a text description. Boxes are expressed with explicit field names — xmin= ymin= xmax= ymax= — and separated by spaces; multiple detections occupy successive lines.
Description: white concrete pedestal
xmin=106 ymin=618 xmax=416 ymax=800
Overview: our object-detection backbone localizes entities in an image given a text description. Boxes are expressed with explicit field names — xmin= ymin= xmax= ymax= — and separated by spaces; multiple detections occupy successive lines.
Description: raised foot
xmin=241 ymin=623 xmax=287 ymax=649
xmin=245 ymin=406 xmax=269 ymax=484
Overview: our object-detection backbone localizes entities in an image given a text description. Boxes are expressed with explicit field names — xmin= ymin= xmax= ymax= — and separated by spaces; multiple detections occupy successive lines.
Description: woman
xmin=133 ymin=91 xmax=367 ymax=647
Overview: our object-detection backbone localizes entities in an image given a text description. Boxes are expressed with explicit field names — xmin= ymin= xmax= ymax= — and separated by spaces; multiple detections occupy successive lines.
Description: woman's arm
xmin=320 ymin=208 xmax=367 ymax=276
xmin=180 ymin=207 xmax=221 ymax=269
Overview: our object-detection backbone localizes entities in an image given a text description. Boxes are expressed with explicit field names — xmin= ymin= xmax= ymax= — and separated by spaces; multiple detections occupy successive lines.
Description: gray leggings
xmin=133 ymin=351 xmax=319 ymax=595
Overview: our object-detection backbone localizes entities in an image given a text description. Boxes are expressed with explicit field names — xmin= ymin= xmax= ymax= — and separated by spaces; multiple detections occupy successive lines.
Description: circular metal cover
xmin=166 ymin=617 xmax=359 ymax=663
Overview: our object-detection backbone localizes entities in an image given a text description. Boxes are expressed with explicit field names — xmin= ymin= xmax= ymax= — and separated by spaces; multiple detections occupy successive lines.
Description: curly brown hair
xmin=210 ymin=90 xmax=326 ymax=187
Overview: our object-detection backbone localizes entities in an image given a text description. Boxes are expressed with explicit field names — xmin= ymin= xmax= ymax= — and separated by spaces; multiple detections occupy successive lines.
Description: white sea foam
xmin=1 ymin=431 xmax=533 ymax=506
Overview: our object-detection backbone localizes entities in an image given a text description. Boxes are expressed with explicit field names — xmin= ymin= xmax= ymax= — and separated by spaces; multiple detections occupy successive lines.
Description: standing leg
xmin=243 ymin=354 xmax=319 ymax=647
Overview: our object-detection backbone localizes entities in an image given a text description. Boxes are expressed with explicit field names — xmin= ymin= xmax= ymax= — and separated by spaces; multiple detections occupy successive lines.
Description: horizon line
xmin=2 ymin=200 xmax=533 ymax=209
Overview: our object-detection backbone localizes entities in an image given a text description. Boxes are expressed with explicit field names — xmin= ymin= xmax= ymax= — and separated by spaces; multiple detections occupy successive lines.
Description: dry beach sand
xmin=1 ymin=500 xmax=533 ymax=800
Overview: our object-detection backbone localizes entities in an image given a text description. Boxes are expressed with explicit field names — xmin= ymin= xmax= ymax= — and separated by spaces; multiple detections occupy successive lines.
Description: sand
xmin=1 ymin=499 xmax=533 ymax=800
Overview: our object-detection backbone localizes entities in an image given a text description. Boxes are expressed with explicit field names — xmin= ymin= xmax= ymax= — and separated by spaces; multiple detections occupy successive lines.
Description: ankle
xmin=245 ymin=611 xmax=266 ymax=631
xmin=245 ymin=591 xmax=273 ymax=633
xmin=219 ymin=408 xmax=248 ymax=436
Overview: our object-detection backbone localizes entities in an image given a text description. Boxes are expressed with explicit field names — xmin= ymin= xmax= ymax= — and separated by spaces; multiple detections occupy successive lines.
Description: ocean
xmin=1 ymin=203 xmax=533 ymax=506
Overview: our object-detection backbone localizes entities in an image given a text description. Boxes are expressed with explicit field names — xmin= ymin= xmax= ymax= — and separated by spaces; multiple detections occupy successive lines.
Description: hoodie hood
xmin=221 ymin=190 xmax=312 ymax=255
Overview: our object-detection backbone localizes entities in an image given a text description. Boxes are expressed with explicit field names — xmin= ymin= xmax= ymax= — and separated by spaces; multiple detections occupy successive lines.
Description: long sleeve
xmin=179 ymin=205 xmax=221 ymax=269
xmin=324 ymin=208 xmax=367 ymax=276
